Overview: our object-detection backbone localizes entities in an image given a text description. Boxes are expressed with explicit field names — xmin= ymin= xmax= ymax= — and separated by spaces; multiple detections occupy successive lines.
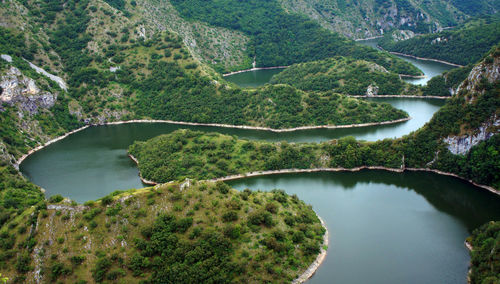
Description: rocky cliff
xmin=442 ymin=50 xmax=500 ymax=155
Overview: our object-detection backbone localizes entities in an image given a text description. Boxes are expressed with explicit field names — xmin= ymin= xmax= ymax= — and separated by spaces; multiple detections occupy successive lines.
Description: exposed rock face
xmin=0 ymin=67 xmax=57 ymax=115
xmin=391 ymin=30 xmax=415 ymax=41
xmin=457 ymin=56 xmax=500 ymax=99
xmin=26 ymin=60 xmax=67 ymax=90
xmin=443 ymin=117 xmax=499 ymax=155
xmin=366 ymin=84 xmax=379 ymax=96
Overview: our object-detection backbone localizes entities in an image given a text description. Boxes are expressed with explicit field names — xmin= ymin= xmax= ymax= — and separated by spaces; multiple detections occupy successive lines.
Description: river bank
xmin=127 ymin=154 xmax=158 ymax=185
xmin=354 ymin=35 xmax=383 ymax=41
xmin=350 ymin=95 xmax=449 ymax=99
xmin=211 ymin=167 xmax=499 ymax=196
xmin=222 ymin=66 xmax=288 ymax=77
xmin=465 ymin=241 xmax=473 ymax=284
xmin=14 ymin=125 xmax=90 ymax=169
xmin=293 ymin=215 xmax=329 ymax=284
xmin=382 ymin=49 xmax=464 ymax=68
xmin=103 ymin=117 xmax=412 ymax=132
xmin=14 ymin=117 xmax=412 ymax=169
xmin=131 ymin=165 xmax=499 ymax=197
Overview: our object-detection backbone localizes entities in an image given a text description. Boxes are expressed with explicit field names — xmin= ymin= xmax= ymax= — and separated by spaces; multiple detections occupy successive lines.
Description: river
xmin=19 ymin=49 xmax=499 ymax=283
xmin=357 ymin=38 xmax=456 ymax=85
xmin=224 ymin=38 xmax=457 ymax=87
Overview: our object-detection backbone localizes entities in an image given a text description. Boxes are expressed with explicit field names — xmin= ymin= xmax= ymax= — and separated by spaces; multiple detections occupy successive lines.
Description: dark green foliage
xmin=0 ymin=27 xmax=37 ymax=61
xmin=270 ymin=56 xmax=411 ymax=95
xmin=131 ymin=55 xmax=500 ymax=188
xmin=92 ymin=255 xmax=112 ymax=282
xmin=70 ymin=255 xmax=86 ymax=266
xmin=0 ymin=166 xmax=44 ymax=227
xmin=50 ymin=262 xmax=71 ymax=281
xmin=248 ymin=210 xmax=274 ymax=227
xmin=48 ymin=195 xmax=64 ymax=203
xmin=222 ymin=211 xmax=238 ymax=222
xmin=468 ymin=221 xmax=500 ymax=283
xmin=379 ymin=17 xmax=500 ymax=65
xmin=100 ymin=195 xmax=113 ymax=206
xmin=15 ymin=251 xmax=32 ymax=273
xmin=133 ymin=214 xmax=236 ymax=283
xmin=170 ymin=0 xmax=421 ymax=75
xmin=132 ymin=60 xmax=407 ymax=129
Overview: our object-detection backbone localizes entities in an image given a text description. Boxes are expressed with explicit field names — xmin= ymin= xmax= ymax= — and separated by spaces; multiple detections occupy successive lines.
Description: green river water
xmin=19 ymin=48 xmax=500 ymax=283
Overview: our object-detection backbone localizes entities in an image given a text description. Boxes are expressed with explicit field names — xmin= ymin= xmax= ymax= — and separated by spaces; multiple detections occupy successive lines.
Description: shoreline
xmin=350 ymin=95 xmax=449 ymax=99
xmin=127 ymin=154 xmax=159 ymax=185
xmin=222 ymin=66 xmax=288 ymax=77
xmin=211 ymin=168 xmax=499 ymax=196
xmin=355 ymin=35 xmax=384 ymax=41
xmin=292 ymin=215 xmax=329 ymax=284
xmin=133 ymin=166 xmax=500 ymax=197
xmin=465 ymin=241 xmax=473 ymax=284
xmin=381 ymin=48 xmax=464 ymax=67
xmin=399 ymin=73 xmax=426 ymax=79
xmin=14 ymin=125 xmax=90 ymax=169
xmin=14 ymin=117 xmax=411 ymax=168
xmin=102 ymin=117 xmax=412 ymax=132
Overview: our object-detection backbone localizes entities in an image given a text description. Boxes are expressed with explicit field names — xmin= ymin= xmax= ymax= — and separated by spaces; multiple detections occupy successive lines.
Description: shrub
xmin=49 ymin=195 xmax=64 ymax=203
xmin=101 ymin=195 xmax=113 ymax=206
xmin=222 ymin=211 xmax=238 ymax=222
xmin=70 ymin=255 xmax=86 ymax=266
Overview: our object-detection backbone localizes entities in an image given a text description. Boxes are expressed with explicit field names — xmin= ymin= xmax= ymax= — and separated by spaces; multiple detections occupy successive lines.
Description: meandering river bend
xmin=19 ymin=53 xmax=500 ymax=283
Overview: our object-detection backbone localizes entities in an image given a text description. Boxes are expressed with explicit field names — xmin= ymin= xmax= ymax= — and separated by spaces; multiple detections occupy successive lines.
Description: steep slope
xmin=379 ymin=16 xmax=500 ymax=65
xmin=168 ymin=0 xmax=422 ymax=75
xmin=0 ymin=0 xmax=410 ymax=229
xmin=279 ymin=0 xmax=499 ymax=39
xmin=279 ymin=0 xmax=464 ymax=39
xmin=466 ymin=221 xmax=500 ymax=284
xmin=132 ymin=46 xmax=500 ymax=191
xmin=0 ymin=181 xmax=326 ymax=283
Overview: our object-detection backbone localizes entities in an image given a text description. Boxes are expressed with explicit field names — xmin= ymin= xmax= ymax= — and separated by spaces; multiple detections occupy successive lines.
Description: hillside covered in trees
xmin=131 ymin=47 xmax=500 ymax=191
xmin=0 ymin=181 xmax=326 ymax=283
xmin=278 ymin=0 xmax=499 ymax=39
xmin=467 ymin=221 xmax=500 ymax=284
xmin=379 ymin=16 xmax=500 ymax=66
xmin=269 ymin=56 xmax=420 ymax=96
xmin=169 ymin=0 xmax=422 ymax=75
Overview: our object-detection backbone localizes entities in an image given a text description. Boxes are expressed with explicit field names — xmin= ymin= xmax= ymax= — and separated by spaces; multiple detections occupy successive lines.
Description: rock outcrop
xmin=0 ymin=67 xmax=57 ymax=115
xmin=443 ymin=116 xmax=500 ymax=155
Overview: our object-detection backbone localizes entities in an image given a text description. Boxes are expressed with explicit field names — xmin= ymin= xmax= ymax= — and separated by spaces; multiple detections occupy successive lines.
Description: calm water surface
xmin=228 ymin=171 xmax=500 ymax=284
xmin=20 ymin=98 xmax=444 ymax=201
xmin=224 ymin=39 xmax=457 ymax=88
xmin=224 ymin=68 xmax=285 ymax=87
xmin=357 ymin=38 xmax=456 ymax=85
xmin=19 ymin=59 xmax=499 ymax=283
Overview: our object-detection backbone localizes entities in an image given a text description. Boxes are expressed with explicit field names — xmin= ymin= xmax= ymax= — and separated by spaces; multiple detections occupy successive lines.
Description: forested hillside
xmin=379 ymin=17 xmax=500 ymax=65
xmin=467 ymin=221 xmax=500 ymax=284
xmin=131 ymin=46 xmax=500 ymax=191
xmin=269 ymin=56 xmax=420 ymax=96
xmin=0 ymin=181 xmax=326 ymax=283
xmin=279 ymin=0 xmax=499 ymax=39
xmin=0 ymin=0 xmax=410 ymax=230
xmin=169 ymin=0 xmax=422 ymax=75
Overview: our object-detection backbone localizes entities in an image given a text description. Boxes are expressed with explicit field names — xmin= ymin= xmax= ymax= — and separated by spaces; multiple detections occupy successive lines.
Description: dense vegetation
xmin=467 ymin=221 xmax=500 ymax=284
xmin=0 ymin=166 xmax=44 ymax=228
xmin=0 ymin=181 xmax=325 ymax=283
xmin=422 ymin=64 xmax=473 ymax=96
xmin=269 ymin=56 xmax=420 ymax=96
xmin=133 ymin=67 xmax=408 ymax=128
xmin=379 ymin=17 xmax=500 ymax=65
xmin=170 ymin=0 xmax=422 ymax=75
xmin=131 ymin=49 xmax=500 ymax=188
